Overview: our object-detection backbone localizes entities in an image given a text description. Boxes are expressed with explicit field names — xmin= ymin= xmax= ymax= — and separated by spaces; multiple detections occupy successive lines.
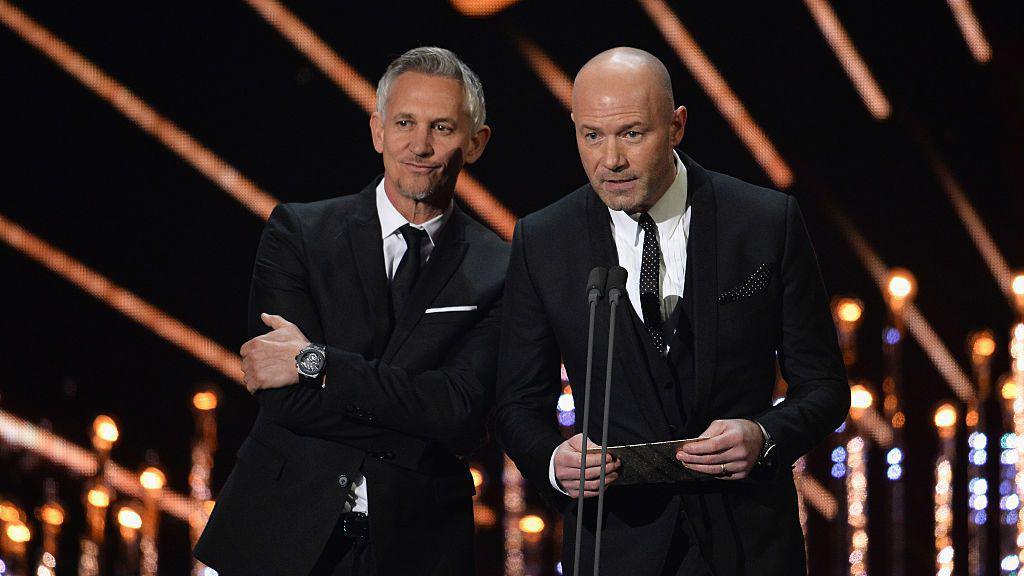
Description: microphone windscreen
xmin=606 ymin=266 xmax=627 ymax=294
xmin=586 ymin=266 xmax=608 ymax=300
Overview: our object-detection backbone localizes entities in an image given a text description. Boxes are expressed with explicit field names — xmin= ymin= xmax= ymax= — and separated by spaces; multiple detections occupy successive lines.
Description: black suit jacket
xmin=495 ymin=154 xmax=849 ymax=575
xmin=195 ymin=177 xmax=509 ymax=576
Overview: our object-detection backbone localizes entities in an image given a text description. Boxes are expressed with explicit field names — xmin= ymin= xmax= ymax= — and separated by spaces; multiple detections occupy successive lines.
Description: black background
xmin=1 ymin=1 xmax=1022 ymax=574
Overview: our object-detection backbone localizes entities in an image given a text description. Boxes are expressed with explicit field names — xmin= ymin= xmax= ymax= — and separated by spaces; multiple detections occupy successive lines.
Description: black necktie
xmin=391 ymin=224 xmax=429 ymax=320
xmin=637 ymin=213 xmax=665 ymax=353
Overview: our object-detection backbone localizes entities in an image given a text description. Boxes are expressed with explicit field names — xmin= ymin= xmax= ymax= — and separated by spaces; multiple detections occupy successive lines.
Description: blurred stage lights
xmin=87 ymin=487 xmax=111 ymax=509
xmin=935 ymin=404 xmax=958 ymax=431
xmin=886 ymin=269 xmax=916 ymax=302
xmin=192 ymin=391 xmax=219 ymax=412
xmin=0 ymin=0 xmax=278 ymax=219
xmin=802 ymin=0 xmax=891 ymax=120
xmin=6 ymin=522 xmax=31 ymax=543
xmin=139 ymin=467 xmax=167 ymax=491
xmin=448 ymin=0 xmax=521 ymax=17
xmin=835 ymin=298 xmax=864 ymax=323
xmin=850 ymin=385 xmax=873 ymax=410
xmin=0 ymin=214 xmax=244 ymax=382
xmin=38 ymin=503 xmax=65 ymax=527
xmin=470 ymin=466 xmax=485 ymax=490
xmin=92 ymin=415 xmax=120 ymax=446
xmin=117 ymin=506 xmax=143 ymax=530
xmin=946 ymin=0 xmax=993 ymax=63
xmin=635 ymin=0 xmax=793 ymax=189
xmin=518 ymin=514 xmax=545 ymax=534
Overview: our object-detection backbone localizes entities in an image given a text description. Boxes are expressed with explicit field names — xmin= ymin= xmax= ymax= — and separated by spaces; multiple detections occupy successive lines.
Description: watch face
xmin=299 ymin=350 xmax=324 ymax=375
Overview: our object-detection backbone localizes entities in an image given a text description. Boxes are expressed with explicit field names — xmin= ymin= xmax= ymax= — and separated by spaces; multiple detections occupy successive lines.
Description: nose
xmin=409 ymin=124 xmax=434 ymax=158
xmin=600 ymin=138 xmax=627 ymax=172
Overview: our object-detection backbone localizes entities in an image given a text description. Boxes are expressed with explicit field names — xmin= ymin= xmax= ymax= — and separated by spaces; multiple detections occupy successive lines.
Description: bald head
xmin=573 ymin=47 xmax=674 ymax=120
xmin=570 ymin=47 xmax=686 ymax=214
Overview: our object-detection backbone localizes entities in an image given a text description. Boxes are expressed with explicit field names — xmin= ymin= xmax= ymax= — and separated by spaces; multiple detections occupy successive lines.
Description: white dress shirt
xmin=548 ymin=152 xmax=690 ymax=494
xmin=345 ymin=178 xmax=453 ymax=514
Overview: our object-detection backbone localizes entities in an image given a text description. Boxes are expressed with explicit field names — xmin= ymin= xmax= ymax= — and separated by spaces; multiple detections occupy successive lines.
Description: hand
xmin=239 ymin=313 xmax=309 ymax=394
xmin=553 ymin=433 xmax=621 ymax=498
xmin=676 ymin=419 xmax=764 ymax=480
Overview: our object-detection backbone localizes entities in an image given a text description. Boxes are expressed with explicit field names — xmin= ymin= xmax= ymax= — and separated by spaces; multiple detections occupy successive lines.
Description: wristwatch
xmin=753 ymin=420 xmax=777 ymax=472
xmin=295 ymin=343 xmax=327 ymax=379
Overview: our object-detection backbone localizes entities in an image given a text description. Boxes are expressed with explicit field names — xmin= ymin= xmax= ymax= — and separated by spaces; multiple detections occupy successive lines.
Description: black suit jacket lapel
xmin=346 ymin=179 xmax=392 ymax=358
xmin=679 ymin=153 xmax=718 ymax=434
xmin=382 ymin=206 xmax=469 ymax=363
xmin=585 ymin=189 xmax=674 ymax=439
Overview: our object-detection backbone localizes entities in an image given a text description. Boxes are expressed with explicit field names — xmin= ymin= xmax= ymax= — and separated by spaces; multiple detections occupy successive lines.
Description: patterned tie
xmin=391 ymin=224 xmax=429 ymax=320
xmin=637 ymin=213 xmax=665 ymax=353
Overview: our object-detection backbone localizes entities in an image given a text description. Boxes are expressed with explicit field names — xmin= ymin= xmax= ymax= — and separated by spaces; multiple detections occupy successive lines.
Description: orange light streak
xmin=0 ymin=212 xmax=243 ymax=382
xmin=0 ymin=0 xmax=278 ymax=220
xmin=636 ymin=0 xmax=793 ymax=189
xmin=799 ymin=473 xmax=838 ymax=521
xmin=829 ymin=206 xmax=977 ymax=404
xmin=854 ymin=406 xmax=894 ymax=448
xmin=243 ymin=0 xmax=516 ymax=239
xmin=0 ymin=409 xmax=203 ymax=522
xmin=929 ymin=155 xmax=1014 ymax=306
xmin=514 ymin=35 xmax=573 ymax=110
xmin=947 ymin=0 xmax=993 ymax=63
xmin=802 ymin=0 xmax=891 ymax=120
xmin=448 ymin=0 xmax=522 ymax=18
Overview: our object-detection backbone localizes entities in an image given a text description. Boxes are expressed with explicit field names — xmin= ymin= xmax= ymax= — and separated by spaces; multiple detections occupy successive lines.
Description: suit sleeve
xmin=494 ymin=221 xmax=569 ymax=509
xmin=249 ymin=204 xmax=495 ymax=456
xmin=757 ymin=197 xmax=850 ymax=469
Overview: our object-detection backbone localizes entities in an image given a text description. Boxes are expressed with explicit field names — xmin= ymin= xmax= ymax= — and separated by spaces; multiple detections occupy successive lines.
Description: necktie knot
xmin=399 ymin=224 xmax=429 ymax=249
xmin=638 ymin=212 xmax=658 ymax=236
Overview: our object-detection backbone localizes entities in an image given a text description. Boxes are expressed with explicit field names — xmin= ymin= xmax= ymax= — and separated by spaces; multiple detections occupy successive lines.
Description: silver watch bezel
xmin=295 ymin=344 xmax=327 ymax=378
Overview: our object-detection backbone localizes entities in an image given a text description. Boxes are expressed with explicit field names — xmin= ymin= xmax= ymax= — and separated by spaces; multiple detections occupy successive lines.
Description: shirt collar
xmin=376 ymin=177 xmax=453 ymax=247
xmin=608 ymin=150 xmax=688 ymax=242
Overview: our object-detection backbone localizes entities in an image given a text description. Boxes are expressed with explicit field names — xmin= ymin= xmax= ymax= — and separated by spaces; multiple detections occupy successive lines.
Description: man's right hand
xmin=553 ymin=433 xmax=621 ymax=498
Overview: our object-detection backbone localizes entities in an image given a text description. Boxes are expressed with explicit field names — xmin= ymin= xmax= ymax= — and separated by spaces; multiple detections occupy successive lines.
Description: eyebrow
xmin=392 ymin=112 xmax=458 ymax=125
xmin=579 ymin=121 xmax=645 ymax=132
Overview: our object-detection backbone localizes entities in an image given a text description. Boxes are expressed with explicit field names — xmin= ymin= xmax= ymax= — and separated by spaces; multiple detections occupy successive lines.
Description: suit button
xmin=337 ymin=474 xmax=349 ymax=488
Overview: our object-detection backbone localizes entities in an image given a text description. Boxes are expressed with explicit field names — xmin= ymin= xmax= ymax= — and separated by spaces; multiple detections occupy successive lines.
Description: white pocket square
xmin=424 ymin=305 xmax=478 ymax=314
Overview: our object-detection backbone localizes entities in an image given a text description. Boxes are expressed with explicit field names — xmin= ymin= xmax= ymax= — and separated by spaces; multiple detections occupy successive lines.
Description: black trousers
xmin=308 ymin=517 xmax=376 ymax=576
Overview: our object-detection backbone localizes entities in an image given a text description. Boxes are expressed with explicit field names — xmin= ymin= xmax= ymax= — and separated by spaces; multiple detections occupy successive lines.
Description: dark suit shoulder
xmin=705 ymin=169 xmax=789 ymax=218
xmin=456 ymin=207 xmax=510 ymax=255
xmin=517 ymin=184 xmax=592 ymax=236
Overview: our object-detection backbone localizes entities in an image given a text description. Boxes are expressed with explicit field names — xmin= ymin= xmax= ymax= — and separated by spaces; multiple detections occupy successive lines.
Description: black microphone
xmin=605 ymin=266 xmax=627 ymax=304
xmin=586 ymin=266 xmax=608 ymax=304
xmin=574 ymin=266 xmax=607 ymax=576
xmin=593 ymin=265 xmax=627 ymax=575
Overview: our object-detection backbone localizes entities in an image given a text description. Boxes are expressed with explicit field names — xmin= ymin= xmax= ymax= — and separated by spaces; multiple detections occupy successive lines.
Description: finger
xmin=239 ymin=339 xmax=254 ymax=357
xmin=261 ymin=312 xmax=292 ymax=330
xmin=556 ymin=449 xmax=617 ymax=470
xmin=555 ymin=459 xmax=621 ymax=481
xmin=679 ymin=435 xmax=732 ymax=456
xmin=560 ymin=473 xmax=619 ymax=493
xmin=682 ymin=460 xmax=747 ymax=479
xmin=678 ymin=445 xmax=746 ymax=466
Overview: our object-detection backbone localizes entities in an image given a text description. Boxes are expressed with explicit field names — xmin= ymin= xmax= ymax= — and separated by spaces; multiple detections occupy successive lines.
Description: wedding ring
xmin=720 ymin=463 xmax=728 ymax=476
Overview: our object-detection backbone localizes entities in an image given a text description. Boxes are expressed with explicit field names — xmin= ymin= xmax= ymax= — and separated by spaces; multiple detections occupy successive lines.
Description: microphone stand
xmin=593 ymin=266 xmax=626 ymax=576
xmin=573 ymin=266 xmax=607 ymax=576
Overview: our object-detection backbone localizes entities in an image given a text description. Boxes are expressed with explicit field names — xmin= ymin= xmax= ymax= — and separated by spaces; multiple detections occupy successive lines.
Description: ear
xmin=669 ymin=106 xmax=687 ymax=147
xmin=463 ymin=124 xmax=492 ymax=165
xmin=370 ymin=112 xmax=384 ymax=153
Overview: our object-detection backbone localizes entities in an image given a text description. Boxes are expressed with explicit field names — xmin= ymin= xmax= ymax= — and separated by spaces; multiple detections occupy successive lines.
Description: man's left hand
xmin=675 ymin=419 xmax=764 ymax=480
xmin=239 ymin=313 xmax=309 ymax=394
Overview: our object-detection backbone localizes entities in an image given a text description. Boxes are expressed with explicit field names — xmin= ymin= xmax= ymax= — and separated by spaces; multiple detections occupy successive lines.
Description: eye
xmin=434 ymin=123 xmax=454 ymax=134
xmin=584 ymin=132 xmax=598 ymax=141
xmin=624 ymin=130 xmax=641 ymax=139
xmin=396 ymin=119 xmax=412 ymax=128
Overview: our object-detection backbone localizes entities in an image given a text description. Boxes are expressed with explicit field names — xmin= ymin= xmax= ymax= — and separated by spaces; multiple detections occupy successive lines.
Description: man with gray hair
xmin=195 ymin=46 xmax=506 ymax=576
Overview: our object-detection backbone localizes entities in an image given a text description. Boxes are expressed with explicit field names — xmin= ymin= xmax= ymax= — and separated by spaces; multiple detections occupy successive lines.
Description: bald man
xmin=495 ymin=48 xmax=848 ymax=575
